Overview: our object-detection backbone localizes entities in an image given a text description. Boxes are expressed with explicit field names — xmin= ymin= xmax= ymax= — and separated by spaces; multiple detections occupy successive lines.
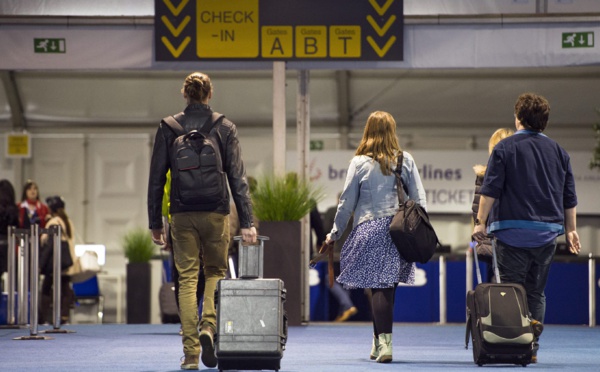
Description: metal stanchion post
xmin=41 ymin=225 xmax=75 ymax=334
xmin=589 ymin=254 xmax=596 ymax=328
xmin=2 ymin=226 xmax=19 ymax=329
xmin=17 ymin=232 xmax=29 ymax=326
xmin=14 ymin=224 xmax=53 ymax=340
xmin=465 ymin=246 xmax=474 ymax=323
xmin=53 ymin=225 xmax=61 ymax=328
xmin=439 ymin=254 xmax=447 ymax=325
xmin=466 ymin=244 xmax=473 ymax=292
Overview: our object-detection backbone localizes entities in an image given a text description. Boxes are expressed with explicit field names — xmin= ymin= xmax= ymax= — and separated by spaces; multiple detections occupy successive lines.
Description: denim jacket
xmin=329 ymin=152 xmax=427 ymax=241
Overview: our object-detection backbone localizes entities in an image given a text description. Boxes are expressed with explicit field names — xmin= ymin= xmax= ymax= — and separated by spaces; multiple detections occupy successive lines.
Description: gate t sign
xmin=155 ymin=0 xmax=404 ymax=61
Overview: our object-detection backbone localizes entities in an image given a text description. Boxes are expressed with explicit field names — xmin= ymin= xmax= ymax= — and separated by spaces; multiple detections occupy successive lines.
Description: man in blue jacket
xmin=473 ymin=92 xmax=581 ymax=363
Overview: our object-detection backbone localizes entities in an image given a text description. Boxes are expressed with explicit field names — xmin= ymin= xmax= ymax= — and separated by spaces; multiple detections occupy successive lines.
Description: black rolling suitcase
xmin=159 ymin=253 xmax=180 ymax=324
xmin=465 ymin=236 xmax=534 ymax=367
xmin=215 ymin=236 xmax=287 ymax=372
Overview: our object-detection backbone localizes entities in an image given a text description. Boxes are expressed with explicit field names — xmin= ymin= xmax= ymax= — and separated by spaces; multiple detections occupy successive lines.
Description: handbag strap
xmin=393 ymin=152 xmax=408 ymax=204
xmin=309 ymin=241 xmax=334 ymax=288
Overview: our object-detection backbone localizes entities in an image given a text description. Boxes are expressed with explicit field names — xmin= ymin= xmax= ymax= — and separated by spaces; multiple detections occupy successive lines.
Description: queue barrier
xmin=310 ymin=251 xmax=598 ymax=326
xmin=2 ymin=225 xmax=76 ymax=339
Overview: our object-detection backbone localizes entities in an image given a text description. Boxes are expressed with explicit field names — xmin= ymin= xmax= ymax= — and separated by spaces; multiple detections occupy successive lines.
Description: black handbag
xmin=389 ymin=152 xmax=440 ymax=263
xmin=39 ymin=239 xmax=73 ymax=276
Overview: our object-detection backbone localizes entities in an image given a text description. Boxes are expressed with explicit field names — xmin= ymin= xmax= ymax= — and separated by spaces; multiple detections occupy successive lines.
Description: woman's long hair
xmin=0 ymin=179 xmax=18 ymax=221
xmin=53 ymin=208 xmax=72 ymax=239
xmin=355 ymin=111 xmax=401 ymax=175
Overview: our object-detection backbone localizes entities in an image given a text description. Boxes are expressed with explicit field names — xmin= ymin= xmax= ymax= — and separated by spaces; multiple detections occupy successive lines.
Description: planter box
xmin=126 ymin=262 xmax=151 ymax=324
xmin=259 ymin=221 xmax=302 ymax=326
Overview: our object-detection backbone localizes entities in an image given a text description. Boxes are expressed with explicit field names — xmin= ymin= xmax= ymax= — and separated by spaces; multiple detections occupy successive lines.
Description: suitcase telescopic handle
xmin=233 ymin=235 xmax=269 ymax=242
xmin=470 ymin=234 xmax=500 ymax=284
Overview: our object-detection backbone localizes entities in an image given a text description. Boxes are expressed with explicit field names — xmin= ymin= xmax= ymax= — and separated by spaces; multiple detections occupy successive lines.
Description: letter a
xmin=270 ymin=37 xmax=284 ymax=55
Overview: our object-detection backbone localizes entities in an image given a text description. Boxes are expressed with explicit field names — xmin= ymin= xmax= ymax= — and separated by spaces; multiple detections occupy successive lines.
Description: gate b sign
xmin=155 ymin=0 xmax=404 ymax=61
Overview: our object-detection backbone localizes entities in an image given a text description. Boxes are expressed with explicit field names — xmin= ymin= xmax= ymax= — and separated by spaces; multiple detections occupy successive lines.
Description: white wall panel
xmin=85 ymin=134 xmax=151 ymax=277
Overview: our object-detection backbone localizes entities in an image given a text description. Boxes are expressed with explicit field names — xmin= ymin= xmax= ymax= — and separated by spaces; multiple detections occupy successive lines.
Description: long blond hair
xmin=488 ymin=128 xmax=513 ymax=155
xmin=474 ymin=128 xmax=514 ymax=177
xmin=355 ymin=111 xmax=401 ymax=175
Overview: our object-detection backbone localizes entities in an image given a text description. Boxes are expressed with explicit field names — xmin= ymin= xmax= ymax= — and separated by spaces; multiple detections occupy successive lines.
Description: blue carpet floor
xmin=1 ymin=323 xmax=599 ymax=371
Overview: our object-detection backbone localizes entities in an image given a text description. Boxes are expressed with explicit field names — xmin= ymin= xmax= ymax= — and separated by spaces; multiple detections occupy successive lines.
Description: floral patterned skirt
xmin=337 ymin=215 xmax=415 ymax=289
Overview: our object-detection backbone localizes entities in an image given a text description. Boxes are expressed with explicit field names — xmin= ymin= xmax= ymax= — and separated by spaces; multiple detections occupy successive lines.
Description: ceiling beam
xmin=0 ymin=71 xmax=26 ymax=130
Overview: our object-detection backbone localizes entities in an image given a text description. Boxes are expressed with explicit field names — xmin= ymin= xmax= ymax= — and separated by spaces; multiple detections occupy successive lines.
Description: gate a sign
xmin=155 ymin=0 xmax=404 ymax=61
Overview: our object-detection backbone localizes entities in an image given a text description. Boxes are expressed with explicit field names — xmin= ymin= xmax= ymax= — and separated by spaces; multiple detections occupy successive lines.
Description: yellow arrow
xmin=161 ymin=36 xmax=191 ymax=58
xmin=366 ymin=35 xmax=396 ymax=58
xmin=369 ymin=0 xmax=394 ymax=16
xmin=162 ymin=15 xmax=190 ymax=37
xmin=163 ymin=0 xmax=189 ymax=17
xmin=366 ymin=15 xmax=396 ymax=37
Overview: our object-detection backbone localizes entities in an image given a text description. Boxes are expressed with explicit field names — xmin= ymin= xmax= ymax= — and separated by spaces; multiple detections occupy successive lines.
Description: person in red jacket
xmin=18 ymin=180 xmax=49 ymax=228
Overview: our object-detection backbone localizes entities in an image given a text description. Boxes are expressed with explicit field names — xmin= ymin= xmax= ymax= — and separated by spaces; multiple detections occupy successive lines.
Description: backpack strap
xmin=163 ymin=112 xmax=225 ymax=136
xmin=162 ymin=115 xmax=185 ymax=136
xmin=199 ymin=112 xmax=225 ymax=135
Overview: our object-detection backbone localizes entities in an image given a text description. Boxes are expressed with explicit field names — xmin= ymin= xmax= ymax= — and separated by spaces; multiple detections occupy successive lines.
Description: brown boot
xmin=180 ymin=354 xmax=199 ymax=370
xmin=199 ymin=324 xmax=217 ymax=368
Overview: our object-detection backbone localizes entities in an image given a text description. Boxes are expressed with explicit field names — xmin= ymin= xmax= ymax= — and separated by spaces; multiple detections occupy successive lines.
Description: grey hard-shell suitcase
xmin=465 ymin=237 xmax=534 ymax=366
xmin=215 ymin=278 xmax=287 ymax=371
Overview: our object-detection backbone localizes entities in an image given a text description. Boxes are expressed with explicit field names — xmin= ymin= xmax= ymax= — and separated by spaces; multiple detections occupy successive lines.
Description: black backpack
xmin=162 ymin=112 xmax=227 ymax=208
xmin=388 ymin=152 xmax=441 ymax=263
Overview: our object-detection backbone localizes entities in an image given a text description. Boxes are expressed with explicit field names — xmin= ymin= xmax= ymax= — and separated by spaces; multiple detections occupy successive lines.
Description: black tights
xmin=371 ymin=285 xmax=397 ymax=336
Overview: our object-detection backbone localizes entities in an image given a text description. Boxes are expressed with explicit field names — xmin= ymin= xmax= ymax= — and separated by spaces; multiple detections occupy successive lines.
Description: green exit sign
xmin=562 ymin=32 xmax=594 ymax=48
xmin=34 ymin=38 xmax=66 ymax=53
xmin=310 ymin=140 xmax=324 ymax=151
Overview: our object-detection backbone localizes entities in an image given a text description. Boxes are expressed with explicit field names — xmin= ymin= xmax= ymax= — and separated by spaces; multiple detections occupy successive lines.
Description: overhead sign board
xmin=6 ymin=132 xmax=31 ymax=158
xmin=155 ymin=0 xmax=404 ymax=61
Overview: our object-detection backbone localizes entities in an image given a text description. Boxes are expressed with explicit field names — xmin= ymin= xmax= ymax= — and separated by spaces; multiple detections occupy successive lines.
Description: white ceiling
xmin=0 ymin=0 xmax=599 ymax=153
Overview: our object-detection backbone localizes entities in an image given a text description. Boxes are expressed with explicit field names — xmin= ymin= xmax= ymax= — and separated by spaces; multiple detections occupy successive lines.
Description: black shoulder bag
xmin=389 ymin=152 xmax=440 ymax=263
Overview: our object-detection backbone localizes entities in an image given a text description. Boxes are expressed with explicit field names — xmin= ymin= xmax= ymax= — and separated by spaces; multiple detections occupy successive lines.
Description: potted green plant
xmin=251 ymin=173 xmax=323 ymax=326
xmin=251 ymin=173 xmax=323 ymax=222
xmin=123 ymin=228 xmax=155 ymax=324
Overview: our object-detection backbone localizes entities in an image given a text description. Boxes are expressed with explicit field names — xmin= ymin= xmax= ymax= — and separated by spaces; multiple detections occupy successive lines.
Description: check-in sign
xmin=155 ymin=0 xmax=404 ymax=61
xmin=197 ymin=1 xmax=259 ymax=58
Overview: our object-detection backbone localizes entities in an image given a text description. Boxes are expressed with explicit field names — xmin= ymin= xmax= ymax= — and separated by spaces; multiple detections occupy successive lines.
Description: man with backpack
xmin=148 ymin=72 xmax=257 ymax=370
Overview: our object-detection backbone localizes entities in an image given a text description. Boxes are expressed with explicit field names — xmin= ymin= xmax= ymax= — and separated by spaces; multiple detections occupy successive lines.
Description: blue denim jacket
xmin=329 ymin=152 xmax=427 ymax=241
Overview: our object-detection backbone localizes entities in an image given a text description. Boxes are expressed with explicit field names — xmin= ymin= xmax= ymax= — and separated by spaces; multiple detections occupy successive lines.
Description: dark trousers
xmin=496 ymin=239 xmax=556 ymax=323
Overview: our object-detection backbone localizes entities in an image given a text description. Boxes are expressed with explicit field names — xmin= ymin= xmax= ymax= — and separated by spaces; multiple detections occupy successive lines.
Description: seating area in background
xmin=71 ymin=244 xmax=105 ymax=324
xmin=72 ymin=275 xmax=103 ymax=324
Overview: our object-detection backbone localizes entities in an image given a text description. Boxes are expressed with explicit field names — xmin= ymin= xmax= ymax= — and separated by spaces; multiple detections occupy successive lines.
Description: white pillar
xmin=297 ymin=70 xmax=310 ymax=323
xmin=272 ymin=62 xmax=286 ymax=176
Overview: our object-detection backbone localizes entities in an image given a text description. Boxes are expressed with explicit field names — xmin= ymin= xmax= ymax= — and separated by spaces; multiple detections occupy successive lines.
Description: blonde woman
xmin=325 ymin=111 xmax=427 ymax=363
xmin=472 ymin=128 xmax=514 ymax=225
xmin=471 ymin=128 xmax=514 ymax=281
